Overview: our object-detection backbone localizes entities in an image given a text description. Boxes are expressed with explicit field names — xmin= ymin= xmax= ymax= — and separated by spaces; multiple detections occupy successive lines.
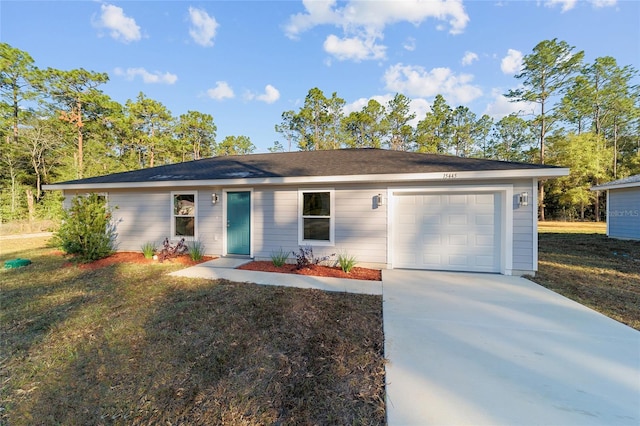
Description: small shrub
xmin=270 ymin=248 xmax=290 ymax=267
xmin=187 ymin=240 xmax=205 ymax=261
xmin=54 ymin=194 xmax=116 ymax=262
xmin=293 ymin=245 xmax=335 ymax=270
xmin=158 ymin=237 xmax=188 ymax=262
xmin=337 ymin=252 xmax=357 ymax=273
xmin=141 ymin=242 xmax=156 ymax=259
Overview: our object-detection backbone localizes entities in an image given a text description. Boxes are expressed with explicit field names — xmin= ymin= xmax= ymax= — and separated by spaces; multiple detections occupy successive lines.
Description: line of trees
xmin=2 ymin=39 xmax=639 ymax=224
xmin=0 ymin=43 xmax=255 ymax=222
xmin=273 ymin=39 xmax=639 ymax=221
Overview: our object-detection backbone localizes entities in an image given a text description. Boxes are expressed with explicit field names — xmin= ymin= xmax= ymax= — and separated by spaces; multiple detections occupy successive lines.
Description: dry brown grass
xmin=531 ymin=221 xmax=640 ymax=330
xmin=1 ymin=237 xmax=385 ymax=425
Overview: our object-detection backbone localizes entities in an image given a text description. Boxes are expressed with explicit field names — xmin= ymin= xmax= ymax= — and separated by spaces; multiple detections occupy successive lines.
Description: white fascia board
xmin=43 ymin=167 xmax=570 ymax=191
xmin=591 ymin=182 xmax=640 ymax=191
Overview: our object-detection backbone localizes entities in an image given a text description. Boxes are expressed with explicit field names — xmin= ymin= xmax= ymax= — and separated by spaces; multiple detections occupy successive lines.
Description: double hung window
xmin=172 ymin=192 xmax=197 ymax=237
xmin=299 ymin=189 xmax=334 ymax=245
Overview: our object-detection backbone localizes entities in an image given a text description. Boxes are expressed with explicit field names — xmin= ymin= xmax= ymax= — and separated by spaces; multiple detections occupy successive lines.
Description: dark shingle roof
xmin=591 ymin=174 xmax=640 ymax=190
xmin=49 ymin=148 xmax=563 ymax=186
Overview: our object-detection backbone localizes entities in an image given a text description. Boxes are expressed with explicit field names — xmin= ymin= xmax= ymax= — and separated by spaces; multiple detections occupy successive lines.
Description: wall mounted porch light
xmin=519 ymin=192 xmax=529 ymax=207
xmin=376 ymin=194 xmax=384 ymax=206
xmin=212 ymin=193 xmax=219 ymax=204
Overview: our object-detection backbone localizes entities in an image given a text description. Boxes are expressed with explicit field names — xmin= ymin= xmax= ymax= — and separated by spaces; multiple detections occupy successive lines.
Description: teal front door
xmin=227 ymin=191 xmax=251 ymax=255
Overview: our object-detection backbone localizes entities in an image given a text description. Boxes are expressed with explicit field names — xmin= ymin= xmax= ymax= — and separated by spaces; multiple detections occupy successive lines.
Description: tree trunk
xmin=26 ymin=188 xmax=35 ymax=231
xmin=538 ymin=180 xmax=545 ymax=221
xmin=613 ymin=118 xmax=618 ymax=179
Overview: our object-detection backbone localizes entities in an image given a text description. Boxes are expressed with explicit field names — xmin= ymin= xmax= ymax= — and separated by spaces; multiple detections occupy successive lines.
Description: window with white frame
xmin=172 ymin=192 xmax=197 ymax=238
xmin=299 ymin=189 xmax=334 ymax=245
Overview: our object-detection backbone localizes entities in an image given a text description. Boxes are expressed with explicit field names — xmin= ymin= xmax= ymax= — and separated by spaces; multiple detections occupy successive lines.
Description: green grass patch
xmin=1 ymin=237 xmax=385 ymax=425
xmin=538 ymin=220 xmax=606 ymax=234
xmin=531 ymin=222 xmax=640 ymax=330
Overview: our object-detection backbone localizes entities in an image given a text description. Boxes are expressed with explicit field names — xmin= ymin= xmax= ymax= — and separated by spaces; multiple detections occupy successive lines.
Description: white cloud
xmin=93 ymin=4 xmax=141 ymax=43
xmin=114 ymin=67 xmax=178 ymax=84
xmin=256 ymin=84 xmax=281 ymax=104
xmin=542 ymin=0 xmax=616 ymax=12
xmin=591 ymin=0 xmax=617 ymax=7
xmin=403 ymin=37 xmax=416 ymax=52
xmin=461 ymin=51 xmax=479 ymax=66
xmin=206 ymin=81 xmax=234 ymax=100
xmin=285 ymin=0 xmax=469 ymax=61
xmin=188 ymin=7 xmax=218 ymax=47
xmin=543 ymin=0 xmax=577 ymax=12
xmin=483 ymin=88 xmax=537 ymax=119
xmin=500 ymin=49 xmax=523 ymax=74
xmin=383 ymin=63 xmax=483 ymax=105
xmin=323 ymin=34 xmax=386 ymax=61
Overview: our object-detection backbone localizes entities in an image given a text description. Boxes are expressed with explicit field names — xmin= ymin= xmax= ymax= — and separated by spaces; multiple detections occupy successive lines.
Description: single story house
xmin=44 ymin=148 xmax=568 ymax=276
xmin=591 ymin=174 xmax=640 ymax=240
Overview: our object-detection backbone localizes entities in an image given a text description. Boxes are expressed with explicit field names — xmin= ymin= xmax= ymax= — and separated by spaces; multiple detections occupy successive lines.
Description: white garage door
xmin=393 ymin=192 xmax=501 ymax=273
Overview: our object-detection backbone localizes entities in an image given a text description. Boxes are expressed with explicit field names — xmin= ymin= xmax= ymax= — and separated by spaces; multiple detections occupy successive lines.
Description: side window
xmin=172 ymin=192 xmax=197 ymax=238
xmin=299 ymin=189 xmax=334 ymax=245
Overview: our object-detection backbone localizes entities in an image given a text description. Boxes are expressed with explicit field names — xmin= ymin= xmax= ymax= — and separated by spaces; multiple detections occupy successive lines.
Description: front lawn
xmin=1 ymin=237 xmax=386 ymax=425
xmin=532 ymin=221 xmax=640 ymax=330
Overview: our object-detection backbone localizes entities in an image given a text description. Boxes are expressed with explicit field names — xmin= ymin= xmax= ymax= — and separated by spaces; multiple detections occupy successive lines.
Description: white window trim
xmin=298 ymin=188 xmax=335 ymax=247
xmin=171 ymin=190 xmax=198 ymax=240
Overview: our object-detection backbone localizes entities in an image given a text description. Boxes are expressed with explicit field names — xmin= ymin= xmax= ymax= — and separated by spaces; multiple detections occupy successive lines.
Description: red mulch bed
xmin=237 ymin=261 xmax=381 ymax=281
xmin=62 ymin=252 xmax=216 ymax=271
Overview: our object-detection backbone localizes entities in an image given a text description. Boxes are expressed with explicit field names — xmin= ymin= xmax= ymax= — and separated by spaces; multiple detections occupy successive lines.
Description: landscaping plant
xmin=270 ymin=247 xmax=290 ymax=267
xmin=141 ymin=242 xmax=157 ymax=259
xmin=293 ymin=245 xmax=335 ymax=269
xmin=53 ymin=194 xmax=116 ymax=262
xmin=337 ymin=251 xmax=358 ymax=273
xmin=187 ymin=240 xmax=205 ymax=261
xmin=158 ymin=237 xmax=188 ymax=261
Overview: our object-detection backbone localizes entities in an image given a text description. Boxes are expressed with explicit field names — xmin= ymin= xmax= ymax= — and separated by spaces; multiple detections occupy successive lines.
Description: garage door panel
xmin=449 ymin=194 xmax=468 ymax=204
xmin=449 ymin=234 xmax=468 ymax=245
xmin=394 ymin=192 xmax=501 ymax=273
xmin=422 ymin=214 xmax=441 ymax=225
xmin=475 ymin=194 xmax=494 ymax=204
xmin=476 ymin=214 xmax=494 ymax=225
xmin=423 ymin=253 xmax=442 ymax=265
xmin=476 ymin=255 xmax=495 ymax=267
xmin=448 ymin=215 xmax=468 ymax=225
xmin=476 ymin=235 xmax=494 ymax=246
xmin=448 ymin=255 xmax=469 ymax=266
xmin=422 ymin=235 xmax=442 ymax=246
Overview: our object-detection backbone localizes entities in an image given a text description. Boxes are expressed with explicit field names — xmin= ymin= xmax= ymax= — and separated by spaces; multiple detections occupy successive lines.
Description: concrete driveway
xmin=383 ymin=270 xmax=640 ymax=425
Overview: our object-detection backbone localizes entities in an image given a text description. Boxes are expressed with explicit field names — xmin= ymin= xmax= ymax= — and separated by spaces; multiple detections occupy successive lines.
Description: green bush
xmin=270 ymin=248 xmax=290 ymax=267
xmin=54 ymin=194 xmax=116 ymax=262
xmin=187 ymin=240 xmax=205 ymax=261
xmin=337 ymin=252 xmax=357 ymax=273
xmin=141 ymin=242 xmax=156 ymax=259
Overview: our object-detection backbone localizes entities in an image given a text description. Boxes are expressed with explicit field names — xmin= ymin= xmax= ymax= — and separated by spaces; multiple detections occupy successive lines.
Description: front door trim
xmin=223 ymin=188 xmax=253 ymax=257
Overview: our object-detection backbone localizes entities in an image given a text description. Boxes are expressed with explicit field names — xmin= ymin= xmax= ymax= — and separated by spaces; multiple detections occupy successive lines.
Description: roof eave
xmin=43 ymin=167 xmax=570 ymax=191
xmin=591 ymin=182 xmax=640 ymax=191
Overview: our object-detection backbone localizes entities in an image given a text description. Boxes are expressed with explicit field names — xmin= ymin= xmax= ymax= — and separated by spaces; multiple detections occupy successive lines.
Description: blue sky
xmin=2 ymin=0 xmax=638 ymax=153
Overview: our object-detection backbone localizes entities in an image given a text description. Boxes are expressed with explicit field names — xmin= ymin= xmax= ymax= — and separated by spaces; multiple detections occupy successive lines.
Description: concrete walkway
xmin=172 ymin=260 xmax=640 ymax=425
xmin=170 ymin=257 xmax=382 ymax=295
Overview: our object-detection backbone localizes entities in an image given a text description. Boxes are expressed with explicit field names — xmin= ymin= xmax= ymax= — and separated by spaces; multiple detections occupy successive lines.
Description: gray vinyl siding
xmin=64 ymin=188 xmax=224 ymax=254
xmin=511 ymin=180 xmax=536 ymax=272
xmin=253 ymin=187 xmax=298 ymax=257
xmin=62 ymin=178 xmax=538 ymax=274
xmin=608 ymin=188 xmax=640 ymax=240
xmin=253 ymin=185 xmax=388 ymax=267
